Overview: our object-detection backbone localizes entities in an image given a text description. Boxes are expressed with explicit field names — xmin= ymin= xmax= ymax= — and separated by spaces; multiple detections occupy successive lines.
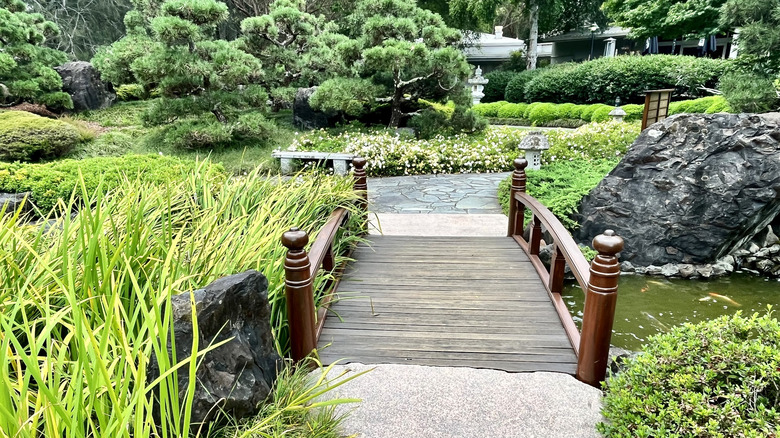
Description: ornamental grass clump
xmin=600 ymin=311 xmax=780 ymax=437
xmin=0 ymin=165 xmax=363 ymax=437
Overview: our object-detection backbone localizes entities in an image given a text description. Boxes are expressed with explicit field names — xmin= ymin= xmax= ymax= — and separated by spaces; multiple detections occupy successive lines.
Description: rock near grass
xmin=574 ymin=113 xmax=780 ymax=266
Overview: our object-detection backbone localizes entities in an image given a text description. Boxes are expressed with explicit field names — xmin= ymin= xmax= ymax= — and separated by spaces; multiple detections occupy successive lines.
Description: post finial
xmin=282 ymin=227 xmax=309 ymax=250
xmin=514 ymin=158 xmax=528 ymax=171
xmin=593 ymin=229 xmax=624 ymax=256
xmin=352 ymin=157 xmax=367 ymax=169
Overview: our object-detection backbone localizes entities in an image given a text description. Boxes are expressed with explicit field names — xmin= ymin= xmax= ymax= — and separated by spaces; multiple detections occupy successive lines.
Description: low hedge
xmin=474 ymin=96 xmax=733 ymax=126
xmin=0 ymin=111 xmax=81 ymax=161
xmin=0 ymin=154 xmax=226 ymax=212
xmin=600 ymin=311 xmax=780 ymax=437
xmin=521 ymin=55 xmax=731 ymax=105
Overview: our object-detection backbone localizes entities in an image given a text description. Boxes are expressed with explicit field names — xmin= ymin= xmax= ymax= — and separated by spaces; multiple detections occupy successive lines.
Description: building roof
xmin=463 ymin=31 xmax=527 ymax=62
xmin=541 ymin=26 xmax=630 ymax=43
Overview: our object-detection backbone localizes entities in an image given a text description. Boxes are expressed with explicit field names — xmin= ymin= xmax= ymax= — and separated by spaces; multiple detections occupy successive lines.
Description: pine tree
xmin=0 ymin=0 xmax=72 ymax=108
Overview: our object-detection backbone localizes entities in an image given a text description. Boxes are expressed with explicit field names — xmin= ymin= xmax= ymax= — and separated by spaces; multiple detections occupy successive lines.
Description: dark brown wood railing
xmin=507 ymin=158 xmax=624 ymax=387
xmin=281 ymin=157 xmax=367 ymax=362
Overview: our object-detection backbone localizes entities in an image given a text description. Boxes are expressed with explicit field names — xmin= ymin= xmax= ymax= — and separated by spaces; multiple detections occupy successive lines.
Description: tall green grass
xmin=0 ymin=164 xmax=363 ymax=437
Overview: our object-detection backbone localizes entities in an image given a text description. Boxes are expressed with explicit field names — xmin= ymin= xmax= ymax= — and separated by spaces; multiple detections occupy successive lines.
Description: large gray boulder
xmin=0 ymin=192 xmax=33 ymax=214
xmin=293 ymin=86 xmax=335 ymax=130
xmin=55 ymin=61 xmax=115 ymax=111
xmin=574 ymin=113 xmax=780 ymax=266
xmin=149 ymin=270 xmax=281 ymax=426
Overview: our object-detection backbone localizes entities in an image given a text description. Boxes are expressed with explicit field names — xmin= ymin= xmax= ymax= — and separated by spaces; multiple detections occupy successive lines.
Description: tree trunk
xmin=526 ymin=0 xmax=539 ymax=70
xmin=388 ymin=87 xmax=404 ymax=128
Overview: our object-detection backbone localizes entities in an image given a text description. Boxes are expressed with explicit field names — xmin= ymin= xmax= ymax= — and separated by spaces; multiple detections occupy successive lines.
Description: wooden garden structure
xmin=282 ymin=158 xmax=623 ymax=387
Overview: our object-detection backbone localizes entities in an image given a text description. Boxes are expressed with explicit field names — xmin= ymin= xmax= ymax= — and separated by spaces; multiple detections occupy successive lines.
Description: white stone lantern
xmin=608 ymin=97 xmax=627 ymax=122
xmin=467 ymin=65 xmax=489 ymax=105
xmin=519 ymin=131 xmax=549 ymax=170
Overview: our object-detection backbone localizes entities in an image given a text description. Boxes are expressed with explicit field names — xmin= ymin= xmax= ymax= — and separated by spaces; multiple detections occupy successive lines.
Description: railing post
xmin=577 ymin=230 xmax=624 ymax=387
xmin=507 ymin=158 xmax=528 ymax=237
xmin=548 ymin=245 xmax=566 ymax=293
xmin=529 ymin=216 xmax=542 ymax=255
xmin=352 ymin=157 xmax=368 ymax=214
xmin=282 ymin=227 xmax=317 ymax=362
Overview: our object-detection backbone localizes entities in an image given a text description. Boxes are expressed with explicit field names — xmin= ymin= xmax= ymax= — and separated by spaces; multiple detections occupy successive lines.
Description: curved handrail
xmin=507 ymin=158 xmax=623 ymax=386
xmin=281 ymin=158 xmax=368 ymax=362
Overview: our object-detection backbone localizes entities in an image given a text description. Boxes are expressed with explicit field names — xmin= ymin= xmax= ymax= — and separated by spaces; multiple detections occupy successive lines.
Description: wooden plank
xmin=317 ymin=354 xmax=577 ymax=373
xmin=319 ymin=328 xmax=571 ymax=344
xmin=317 ymin=346 xmax=576 ymax=363
xmin=322 ymin=321 xmax=571 ymax=334
xmin=325 ymin=312 xmax=562 ymax=325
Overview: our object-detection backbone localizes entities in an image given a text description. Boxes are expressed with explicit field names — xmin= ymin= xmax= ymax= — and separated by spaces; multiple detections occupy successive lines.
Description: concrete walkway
xmin=322 ymin=172 xmax=604 ymax=437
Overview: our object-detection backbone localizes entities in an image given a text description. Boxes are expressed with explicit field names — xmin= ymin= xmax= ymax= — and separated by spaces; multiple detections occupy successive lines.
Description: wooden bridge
xmin=281 ymin=158 xmax=623 ymax=386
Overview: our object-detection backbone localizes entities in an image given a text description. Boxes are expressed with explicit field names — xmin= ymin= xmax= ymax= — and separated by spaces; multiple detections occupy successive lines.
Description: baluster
xmin=548 ymin=245 xmax=566 ymax=293
xmin=352 ymin=157 xmax=368 ymax=213
xmin=529 ymin=216 xmax=542 ymax=255
xmin=577 ymin=230 xmax=624 ymax=387
xmin=507 ymin=158 xmax=528 ymax=237
xmin=282 ymin=227 xmax=317 ymax=362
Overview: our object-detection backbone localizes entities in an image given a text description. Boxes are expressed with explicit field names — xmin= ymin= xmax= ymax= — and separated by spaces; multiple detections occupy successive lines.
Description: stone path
xmin=368 ymin=172 xmax=509 ymax=214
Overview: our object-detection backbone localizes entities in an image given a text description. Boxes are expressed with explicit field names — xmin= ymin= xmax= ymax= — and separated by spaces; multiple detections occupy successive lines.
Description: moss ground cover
xmin=0 ymin=111 xmax=81 ymax=161
xmin=0 ymin=165 xmax=363 ymax=437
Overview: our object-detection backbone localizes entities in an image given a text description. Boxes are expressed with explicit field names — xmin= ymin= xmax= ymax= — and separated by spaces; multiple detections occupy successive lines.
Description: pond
xmin=562 ymin=273 xmax=780 ymax=351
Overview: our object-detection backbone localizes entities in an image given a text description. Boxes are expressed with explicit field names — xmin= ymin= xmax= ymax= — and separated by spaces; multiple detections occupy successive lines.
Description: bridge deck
xmin=318 ymin=235 xmax=578 ymax=374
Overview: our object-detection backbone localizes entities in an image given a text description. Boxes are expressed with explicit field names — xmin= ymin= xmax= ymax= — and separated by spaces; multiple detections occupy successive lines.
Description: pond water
xmin=562 ymin=273 xmax=780 ymax=351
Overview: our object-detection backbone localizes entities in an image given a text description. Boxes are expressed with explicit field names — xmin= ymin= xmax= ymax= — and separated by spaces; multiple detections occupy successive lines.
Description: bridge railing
xmin=507 ymin=158 xmax=624 ymax=386
xmin=281 ymin=158 xmax=368 ymax=362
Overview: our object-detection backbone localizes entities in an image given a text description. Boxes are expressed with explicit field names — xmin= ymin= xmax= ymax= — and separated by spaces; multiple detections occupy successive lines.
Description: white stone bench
xmin=272 ymin=151 xmax=355 ymax=175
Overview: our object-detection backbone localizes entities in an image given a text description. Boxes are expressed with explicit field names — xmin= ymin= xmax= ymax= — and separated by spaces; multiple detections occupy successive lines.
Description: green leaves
xmin=603 ymin=0 xmax=726 ymax=40
xmin=161 ymin=0 xmax=228 ymax=25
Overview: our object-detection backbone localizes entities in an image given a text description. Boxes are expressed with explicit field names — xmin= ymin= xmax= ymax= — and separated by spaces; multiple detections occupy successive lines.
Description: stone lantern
xmin=609 ymin=97 xmax=627 ymax=122
xmin=519 ymin=131 xmax=549 ymax=170
xmin=467 ymin=66 xmax=489 ymax=105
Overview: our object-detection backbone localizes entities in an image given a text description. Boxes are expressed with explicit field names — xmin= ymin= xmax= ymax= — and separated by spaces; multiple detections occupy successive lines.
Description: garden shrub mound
xmin=521 ymin=55 xmax=729 ymax=105
xmin=0 ymin=154 xmax=225 ymax=212
xmin=483 ymin=70 xmax=518 ymax=102
xmin=0 ymin=111 xmax=81 ymax=161
xmin=600 ymin=312 xmax=780 ymax=437
xmin=474 ymin=96 xmax=732 ymax=127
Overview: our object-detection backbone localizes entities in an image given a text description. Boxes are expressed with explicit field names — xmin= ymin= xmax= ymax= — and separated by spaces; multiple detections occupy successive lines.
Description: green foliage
xmin=505 ymin=68 xmax=544 ymax=103
xmin=600 ymin=311 xmax=780 ymax=437
xmin=72 ymin=100 xmax=153 ymax=127
xmin=483 ymin=70 xmax=517 ymax=102
xmin=543 ymin=120 xmax=640 ymax=164
xmin=719 ymin=72 xmax=779 ymax=113
xmin=622 ymin=103 xmax=644 ymax=121
xmin=0 ymin=154 xmax=222 ymax=211
xmin=589 ymin=104 xmax=614 ymax=122
xmin=603 ymin=0 xmax=726 ymax=41
xmin=527 ymin=102 xmax=558 ymax=125
xmin=721 ymin=0 xmax=780 ymax=74
xmin=524 ymin=55 xmax=730 ymax=105
xmin=704 ymin=96 xmax=733 ymax=113
xmin=472 ymin=100 xmax=509 ymax=117
xmin=310 ymin=78 xmax=384 ymax=117
xmin=0 ymin=111 xmax=80 ymax=161
xmin=497 ymin=102 xmax=526 ymax=118
xmin=115 ymin=84 xmax=148 ymax=101
xmin=498 ymin=159 xmax=618 ymax=229
xmin=408 ymin=103 xmax=486 ymax=139
xmin=70 ymin=131 xmax=136 ymax=158
xmin=0 ymin=0 xmax=72 ymax=109
xmin=313 ymin=0 xmax=470 ymax=128
xmin=0 ymin=166 xmax=363 ymax=437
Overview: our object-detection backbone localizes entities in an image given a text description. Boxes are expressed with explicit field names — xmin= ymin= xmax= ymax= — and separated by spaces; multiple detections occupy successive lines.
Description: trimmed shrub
xmin=527 ymin=103 xmax=559 ymax=125
xmin=524 ymin=55 xmax=730 ymax=105
xmin=450 ymin=106 xmax=487 ymax=134
xmin=623 ymin=104 xmax=644 ymax=122
xmin=719 ymin=72 xmax=779 ymax=113
xmin=600 ymin=312 xmax=780 ymax=437
xmin=590 ymin=104 xmax=614 ymax=122
xmin=704 ymin=96 xmax=732 ymax=114
xmin=409 ymin=108 xmax=450 ymax=139
xmin=0 ymin=111 xmax=80 ymax=161
xmin=556 ymin=103 xmax=577 ymax=119
xmin=497 ymin=103 xmax=526 ymax=119
xmin=0 ymin=154 xmax=225 ymax=212
xmin=483 ymin=71 xmax=517 ymax=102
xmin=473 ymin=101 xmax=509 ymax=117
xmin=505 ymin=69 xmax=545 ymax=103
xmin=579 ymin=104 xmax=600 ymax=122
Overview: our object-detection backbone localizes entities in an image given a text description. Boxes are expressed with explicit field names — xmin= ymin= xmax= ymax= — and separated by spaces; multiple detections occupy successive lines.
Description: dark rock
xmin=0 ymin=192 xmax=33 ymax=214
xmin=55 ymin=62 xmax=115 ymax=111
xmin=293 ymin=87 xmax=337 ymax=130
xmin=608 ymin=347 xmax=640 ymax=376
xmin=574 ymin=114 xmax=780 ymax=267
xmin=620 ymin=261 xmax=635 ymax=273
xmin=149 ymin=270 xmax=281 ymax=426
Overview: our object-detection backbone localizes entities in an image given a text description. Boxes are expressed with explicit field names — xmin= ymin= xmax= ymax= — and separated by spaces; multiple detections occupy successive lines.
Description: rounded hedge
xmin=483 ymin=71 xmax=517 ymax=103
xmin=0 ymin=111 xmax=81 ymax=162
xmin=527 ymin=103 xmax=558 ymax=125
xmin=497 ymin=103 xmax=525 ymax=119
xmin=600 ymin=312 xmax=780 ymax=437
xmin=524 ymin=55 xmax=730 ymax=105
xmin=505 ymin=69 xmax=544 ymax=103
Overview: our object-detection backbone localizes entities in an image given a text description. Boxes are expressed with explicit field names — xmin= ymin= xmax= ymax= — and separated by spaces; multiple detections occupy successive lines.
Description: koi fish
xmin=640 ymin=284 xmax=649 ymax=293
xmin=708 ymin=292 xmax=742 ymax=307
xmin=641 ymin=311 xmax=670 ymax=331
